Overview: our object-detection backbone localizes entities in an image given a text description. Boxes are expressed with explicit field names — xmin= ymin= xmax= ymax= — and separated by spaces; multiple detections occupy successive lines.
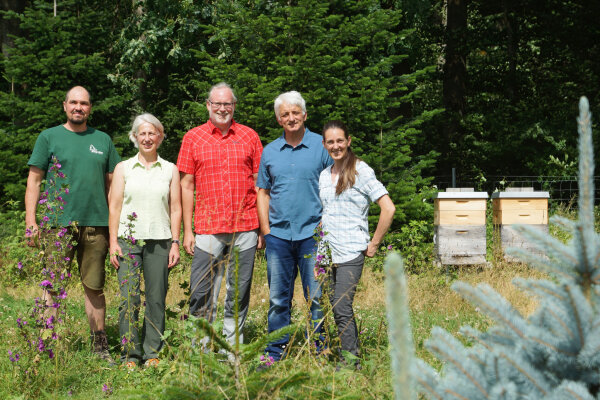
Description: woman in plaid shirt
xmin=319 ymin=120 xmax=396 ymax=370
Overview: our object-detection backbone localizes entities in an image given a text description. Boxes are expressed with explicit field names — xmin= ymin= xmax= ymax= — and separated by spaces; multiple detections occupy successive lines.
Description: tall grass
xmin=0 ymin=205 xmax=578 ymax=398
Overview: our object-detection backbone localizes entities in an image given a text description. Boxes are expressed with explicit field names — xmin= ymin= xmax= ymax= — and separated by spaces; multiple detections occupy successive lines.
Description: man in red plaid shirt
xmin=177 ymin=82 xmax=263 ymax=347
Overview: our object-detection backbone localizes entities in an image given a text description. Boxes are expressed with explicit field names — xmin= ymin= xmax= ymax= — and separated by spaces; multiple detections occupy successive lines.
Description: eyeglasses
xmin=208 ymin=100 xmax=235 ymax=109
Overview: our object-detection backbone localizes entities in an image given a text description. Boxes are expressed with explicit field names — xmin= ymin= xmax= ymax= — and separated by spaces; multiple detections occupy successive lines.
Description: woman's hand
xmin=109 ymin=242 xmax=123 ymax=269
xmin=168 ymin=243 xmax=180 ymax=268
xmin=364 ymin=241 xmax=378 ymax=258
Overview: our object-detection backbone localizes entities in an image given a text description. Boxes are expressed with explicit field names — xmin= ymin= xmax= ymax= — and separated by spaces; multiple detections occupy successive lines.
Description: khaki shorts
xmin=63 ymin=226 xmax=109 ymax=290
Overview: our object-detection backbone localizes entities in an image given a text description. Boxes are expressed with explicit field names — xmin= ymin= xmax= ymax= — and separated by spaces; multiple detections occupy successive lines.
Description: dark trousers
xmin=117 ymin=239 xmax=170 ymax=362
xmin=329 ymin=253 xmax=365 ymax=357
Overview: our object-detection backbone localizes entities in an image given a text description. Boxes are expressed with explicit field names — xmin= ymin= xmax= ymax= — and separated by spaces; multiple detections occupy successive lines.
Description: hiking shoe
xmin=124 ymin=361 xmax=137 ymax=372
xmin=91 ymin=330 xmax=115 ymax=366
xmin=144 ymin=358 xmax=159 ymax=368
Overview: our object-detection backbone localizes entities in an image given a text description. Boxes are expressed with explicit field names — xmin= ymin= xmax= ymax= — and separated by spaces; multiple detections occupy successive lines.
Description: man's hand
xmin=183 ymin=232 xmax=195 ymax=255
xmin=109 ymin=242 xmax=123 ymax=269
xmin=257 ymin=232 xmax=266 ymax=249
xmin=25 ymin=224 xmax=40 ymax=247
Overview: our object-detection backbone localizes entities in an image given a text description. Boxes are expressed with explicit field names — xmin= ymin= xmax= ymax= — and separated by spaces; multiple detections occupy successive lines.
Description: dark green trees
xmin=0 ymin=0 xmax=131 ymax=202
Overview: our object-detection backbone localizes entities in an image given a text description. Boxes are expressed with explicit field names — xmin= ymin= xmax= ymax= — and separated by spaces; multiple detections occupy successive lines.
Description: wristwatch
xmin=172 ymin=239 xmax=180 ymax=245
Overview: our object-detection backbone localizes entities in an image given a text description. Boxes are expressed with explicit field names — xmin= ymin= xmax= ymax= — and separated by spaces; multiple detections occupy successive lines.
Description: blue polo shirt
xmin=257 ymin=128 xmax=333 ymax=240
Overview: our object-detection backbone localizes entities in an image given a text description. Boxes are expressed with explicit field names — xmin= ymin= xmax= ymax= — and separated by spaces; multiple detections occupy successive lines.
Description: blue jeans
xmin=264 ymin=234 xmax=324 ymax=360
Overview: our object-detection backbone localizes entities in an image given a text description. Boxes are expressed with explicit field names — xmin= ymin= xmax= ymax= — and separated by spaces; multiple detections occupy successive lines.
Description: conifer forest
xmin=1 ymin=1 xmax=600 ymax=399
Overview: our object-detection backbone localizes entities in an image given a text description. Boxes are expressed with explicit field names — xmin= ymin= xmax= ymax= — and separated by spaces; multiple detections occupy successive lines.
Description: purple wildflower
xmin=64 ymin=256 xmax=71 ymax=262
xmin=25 ymin=228 xmax=32 ymax=237
xmin=40 ymin=280 xmax=53 ymax=289
xmin=65 ymin=188 xmax=69 ymax=194
xmin=319 ymin=230 xmax=324 ymax=237
xmin=387 ymin=244 xmax=393 ymax=250
xmin=121 ymin=336 xmax=128 ymax=345
xmin=131 ymin=212 xmax=137 ymax=219
xmin=42 ymin=215 xmax=50 ymax=222
xmin=47 ymin=349 xmax=54 ymax=359
xmin=37 ymin=338 xmax=45 ymax=352
xmin=8 ymin=350 xmax=20 ymax=363
xmin=38 ymin=198 xmax=48 ymax=205
xmin=58 ymin=290 xmax=67 ymax=299
xmin=102 ymin=383 xmax=112 ymax=394
xmin=57 ymin=171 xmax=65 ymax=178
xmin=17 ymin=262 xmax=23 ymax=270
xmin=318 ymin=267 xmax=326 ymax=276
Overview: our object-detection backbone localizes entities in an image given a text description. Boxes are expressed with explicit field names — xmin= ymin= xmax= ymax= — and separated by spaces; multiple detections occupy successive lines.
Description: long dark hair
xmin=322 ymin=120 xmax=360 ymax=195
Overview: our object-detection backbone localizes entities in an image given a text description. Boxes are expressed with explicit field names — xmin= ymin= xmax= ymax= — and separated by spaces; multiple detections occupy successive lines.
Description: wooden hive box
xmin=433 ymin=189 xmax=489 ymax=265
xmin=491 ymin=189 xmax=550 ymax=261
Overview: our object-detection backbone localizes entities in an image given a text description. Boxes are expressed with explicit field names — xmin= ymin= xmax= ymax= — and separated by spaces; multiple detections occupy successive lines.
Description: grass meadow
xmin=0 ymin=206 xmax=559 ymax=399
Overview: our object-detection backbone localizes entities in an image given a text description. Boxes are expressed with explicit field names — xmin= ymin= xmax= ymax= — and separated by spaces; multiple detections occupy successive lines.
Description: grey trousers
xmin=189 ymin=245 xmax=256 ymax=344
xmin=329 ymin=253 xmax=365 ymax=357
xmin=117 ymin=238 xmax=170 ymax=362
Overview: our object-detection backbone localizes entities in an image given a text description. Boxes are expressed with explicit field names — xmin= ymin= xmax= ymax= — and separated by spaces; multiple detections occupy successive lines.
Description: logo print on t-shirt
xmin=89 ymin=144 xmax=104 ymax=155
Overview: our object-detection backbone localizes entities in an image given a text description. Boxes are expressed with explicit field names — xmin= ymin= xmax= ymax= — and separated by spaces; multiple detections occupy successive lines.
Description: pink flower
xmin=387 ymin=244 xmax=393 ymax=250
xmin=17 ymin=262 xmax=23 ymax=270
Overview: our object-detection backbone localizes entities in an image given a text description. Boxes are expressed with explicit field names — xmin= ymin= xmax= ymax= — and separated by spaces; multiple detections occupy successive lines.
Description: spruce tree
xmin=0 ymin=0 xmax=131 ymax=205
xmin=409 ymin=97 xmax=600 ymax=399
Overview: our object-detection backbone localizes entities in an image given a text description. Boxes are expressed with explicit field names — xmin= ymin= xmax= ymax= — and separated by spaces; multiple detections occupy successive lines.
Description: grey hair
xmin=207 ymin=82 xmax=237 ymax=103
xmin=128 ymin=113 xmax=165 ymax=149
xmin=274 ymin=91 xmax=306 ymax=119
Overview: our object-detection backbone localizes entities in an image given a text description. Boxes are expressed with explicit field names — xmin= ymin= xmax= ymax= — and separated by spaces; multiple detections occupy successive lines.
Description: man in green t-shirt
xmin=25 ymin=86 xmax=120 ymax=364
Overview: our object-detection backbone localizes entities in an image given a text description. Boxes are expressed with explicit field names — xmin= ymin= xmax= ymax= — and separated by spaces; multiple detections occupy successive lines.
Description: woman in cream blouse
xmin=108 ymin=113 xmax=181 ymax=369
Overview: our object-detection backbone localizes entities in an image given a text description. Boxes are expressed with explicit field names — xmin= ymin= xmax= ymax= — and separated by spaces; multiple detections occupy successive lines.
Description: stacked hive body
xmin=433 ymin=189 xmax=489 ymax=265
xmin=491 ymin=189 xmax=550 ymax=261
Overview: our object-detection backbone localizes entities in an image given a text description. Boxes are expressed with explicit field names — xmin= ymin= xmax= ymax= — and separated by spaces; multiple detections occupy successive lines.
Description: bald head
xmin=65 ymin=86 xmax=91 ymax=104
xmin=63 ymin=86 xmax=92 ymax=131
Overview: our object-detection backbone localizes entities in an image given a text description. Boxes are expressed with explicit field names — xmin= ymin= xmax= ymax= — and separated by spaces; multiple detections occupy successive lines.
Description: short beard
xmin=68 ymin=116 xmax=86 ymax=125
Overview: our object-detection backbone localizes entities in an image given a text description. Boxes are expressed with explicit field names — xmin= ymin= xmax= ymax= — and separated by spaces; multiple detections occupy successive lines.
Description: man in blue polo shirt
xmin=256 ymin=91 xmax=333 ymax=362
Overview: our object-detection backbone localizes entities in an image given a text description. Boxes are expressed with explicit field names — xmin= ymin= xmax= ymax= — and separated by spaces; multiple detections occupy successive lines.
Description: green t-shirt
xmin=28 ymin=125 xmax=121 ymax=226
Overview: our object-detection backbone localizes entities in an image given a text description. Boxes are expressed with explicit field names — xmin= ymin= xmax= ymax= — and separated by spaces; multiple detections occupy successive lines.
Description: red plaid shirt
xmin=177 ymin=120 xmax=263 ymax=234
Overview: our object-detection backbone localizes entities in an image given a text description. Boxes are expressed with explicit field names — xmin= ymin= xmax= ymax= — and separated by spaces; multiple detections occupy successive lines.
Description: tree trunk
xmin=0 ymin=0 xmax=27 ymax=58
xmin=443 ymin=0 xmax=467 ymax=116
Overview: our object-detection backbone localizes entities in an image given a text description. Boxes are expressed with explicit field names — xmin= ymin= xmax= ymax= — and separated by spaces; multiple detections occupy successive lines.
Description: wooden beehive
xmin=433 ymin=189 xmax=489 ymax=265
xmin=491 ymin=189 xmax=550 ymax=261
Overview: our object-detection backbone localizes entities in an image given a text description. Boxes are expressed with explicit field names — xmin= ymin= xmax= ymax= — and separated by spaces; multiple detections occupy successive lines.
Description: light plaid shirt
xmin=319 ymin=161 xmax=388 ymax=264
xmin=177 ymin=120 xmax=263 ymax=234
